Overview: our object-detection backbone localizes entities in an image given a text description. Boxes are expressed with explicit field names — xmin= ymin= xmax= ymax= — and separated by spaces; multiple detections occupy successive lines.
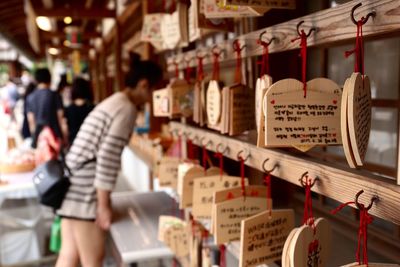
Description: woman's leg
xmin=55 ymin=218 xmax=79 ymax=267
xmin=72 ymin=219 xmax=106 ymax=267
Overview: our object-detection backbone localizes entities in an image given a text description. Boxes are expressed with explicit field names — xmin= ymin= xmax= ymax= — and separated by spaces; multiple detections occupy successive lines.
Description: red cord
xmin=264 ymin=173 xmax=272 ymax=216
xmin=239 ymin=157 xmax=246 ymax=198
xmin=177 ymin=136 xmax=182 ymax=159
xmin=212 ymin=52 xmax=220 ymax=81
xmin=331 ymin=201 xmax=373 ymax=265
xmin=214 ymin=152 xmax=224 ymax=178
xmin=257 ymin=40 xmax=270 ymax=76
xmin=219 ymin=244 xmax=226 ymax=267
xmin=302 ymin=179 xmax=314 ymax=228
xmin=233 ymin=40 xmax=244 ymax=84
xmin=197 ymin=56 xmax=204 ymax=82
xmin=187 ymin=140 xmax=194 ymax=160
xmin=345 ymin=20 xmax=364 ymax=75
xmin=292 ymin=30 xmax=308 ymax=98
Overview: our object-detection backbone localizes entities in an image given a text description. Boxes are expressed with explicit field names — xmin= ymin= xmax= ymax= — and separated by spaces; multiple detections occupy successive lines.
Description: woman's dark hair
xmin=125 ymin=53 xmax=162 ymax=89
xmin=24 ymin=82 xmax=36 ymax=100
xmin=71 ymin=77 xmax=93 ymax=102
xmin=57 ymin=74 xmax=69 ymax=93
xmin=34 ymin=68 xmax=51 ymax=84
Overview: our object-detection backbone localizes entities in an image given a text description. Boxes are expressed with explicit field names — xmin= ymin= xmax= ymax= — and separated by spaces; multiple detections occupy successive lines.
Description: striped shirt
xmin=57 ymin=92 xmax=136 ymax=220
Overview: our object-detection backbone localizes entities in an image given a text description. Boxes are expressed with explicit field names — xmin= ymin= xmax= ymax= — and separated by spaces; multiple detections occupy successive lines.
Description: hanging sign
xmin=211 ymin=185 xmax=271 ymax=244
xmin=192 ymin=175 xmax=248 ymax=220
xmin=223 ymin=0 xmax=296 ymax=9
xmin=265 ymin=78 xmax=342 ymax=151
xmin=343 ymin=73 xmax=371 ymax=167
xmin=163 ymin=223 xmax=190 ymax=258
xmin=178 ymin=165 xmax=220 ymax=209
xmin=141 ymin=14 xmax=165 ymax=51
xmin=203 ymin=0 xmax=270 ymax=18
xmin=206 ymin=80 xmax=222 ymax=126
xmin=239 ymin=209 xmax=295 ymax=267
xmin=228 ymin=84 xmax=256 ymax=136
xmin=157 ymin=156 xmax=180 ymax=189
xmin=287 ymin=218 xmax=332 ymax=267
xmin=256 ymin=75 xmax=273 ymax=147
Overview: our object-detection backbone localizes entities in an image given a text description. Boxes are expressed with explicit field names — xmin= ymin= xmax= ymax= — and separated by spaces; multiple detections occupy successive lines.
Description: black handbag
xmin=33 ymin=155 xmax=95 ymax=210
xmin=33 ymin=157 xmax=71 ymax=210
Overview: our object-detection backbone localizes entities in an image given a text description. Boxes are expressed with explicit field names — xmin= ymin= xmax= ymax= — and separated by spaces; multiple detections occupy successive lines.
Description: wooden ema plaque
xmin=157 ymin=157 xmax=180 ymax=189
xmin=256 ymin=75 xmax=273 ymax=147
xmin=193 ymin=81 xmax=201 ymax=124
xmin=161 ymin=10 xmax=181 ymax=50
xmin=163 ymin=223 xmax=190 ymax=258
xmin=177 ymin=166 xmax=221 ymax=209
xmin=347 ymin=73 xmax=371 ymax=167
xmin=229 ymin=84 xmax=256 ymax=135
xmin=214 ymin=196 xmax=268 ymax=244
xmin=153 ymin=88 xmax=170 ymax=117
xmin=239 ymin=209 xmax=295 ymax=267
xmin=203 ymin=0 xmax=270 ymax=18
xmin=265 ymin=78 xmax=342 ymax=151
xmin=288 ymin=218 xmax=332 ymax=267
xmin=206 ymin=80 xmax=222 ymax=126
xmin=169 ymin=79 xmax=192 ymax=118
xmin=224 ymin=0 xmax=296 ymax=9
xmin=158 ymin=215 xmax=185 ymax=242
xmin=192 ymin=175 xmax=248 ymax=220
xmin=282 ymin=227 xmax=298 ymax=267
xmin=341 ymin=77 xmax=357 ymax=168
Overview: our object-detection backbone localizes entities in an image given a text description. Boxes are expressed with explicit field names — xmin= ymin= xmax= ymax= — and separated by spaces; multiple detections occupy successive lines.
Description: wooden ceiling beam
xmin=41 ymin=31 xmax=101 ymax=39
xmin=34 ymin=7 xmax=116 ymax=19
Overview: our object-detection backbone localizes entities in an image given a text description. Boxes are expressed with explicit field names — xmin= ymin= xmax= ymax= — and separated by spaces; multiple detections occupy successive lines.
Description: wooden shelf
xmin=166 ymin=0 xmax=400 ymax=72
xmin=169 ymin=121 xmax=400 ymax=225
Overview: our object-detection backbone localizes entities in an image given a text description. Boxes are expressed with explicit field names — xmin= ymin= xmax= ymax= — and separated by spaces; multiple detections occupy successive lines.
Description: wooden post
xmin=115 ymin=0 xmax=123 ymax=91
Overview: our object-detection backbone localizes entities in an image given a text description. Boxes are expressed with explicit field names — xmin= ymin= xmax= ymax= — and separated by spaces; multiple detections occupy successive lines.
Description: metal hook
xmin=233 ymin=39 xmax=247 ymax=52
xmin=201 ymin=138 xmax=212 ymax=148
xmin=351 ymin=3 xmax=376 ymax=25
xmin=262 ymin=158 xmax=279 ymax=173
xmin=216 ymin=143 xmax=229 ymax=154
xmin=299 ymin=171 xmax=319 ymax=188
xmin=237 ymin=150 xmax=250 ymax=161
xmin=355 ymin=190 xmax=379 ymax=211
xmin=258 ymin=30 xmax=276 ymax=47
xmin=296 ymin=20 xmax=317 ymax=38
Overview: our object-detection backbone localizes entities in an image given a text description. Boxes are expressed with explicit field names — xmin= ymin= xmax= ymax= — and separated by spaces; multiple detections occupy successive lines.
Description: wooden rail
xmin=169 ymin=121 xmax=400 ymax=225
xmin=166 ymin=0 xmax=400 ymax=72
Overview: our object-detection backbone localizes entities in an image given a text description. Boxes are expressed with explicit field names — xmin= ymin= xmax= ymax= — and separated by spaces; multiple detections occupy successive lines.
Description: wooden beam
xmin=34 ymin=7 xmax=116 ymax=19
xmin=169 ymin=121 xmax=400 ymax=225
xmin=117 ymin=2 xmax=141 ymax=26
xmin=167 ymin=0 xmax=400 ymax=72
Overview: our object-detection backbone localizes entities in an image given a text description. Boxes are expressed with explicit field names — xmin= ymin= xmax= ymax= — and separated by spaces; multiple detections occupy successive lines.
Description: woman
xmin=65 ymin=77 xmax=94 ymax=145
xmin=21 ymin=82 xmax=36 ymax=139
xmin=56 ymin=57 xmax=162 ymax=267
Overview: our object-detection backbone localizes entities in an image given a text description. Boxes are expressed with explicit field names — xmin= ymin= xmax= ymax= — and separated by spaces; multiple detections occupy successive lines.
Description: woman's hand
xmin=96 ymin=205 xmax=112 ymax=230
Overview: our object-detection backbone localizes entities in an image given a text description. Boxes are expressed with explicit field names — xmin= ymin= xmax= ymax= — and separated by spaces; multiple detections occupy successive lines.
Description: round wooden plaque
xmin=282 ymin=227 xmax=298 ymax=267
xmin=347 ymin=73 xmax=371 ymax=166
xmin=289 ymin=218 xmax=332 ymax=267
xmin=341 ymin=77 xmax=357 ymax=168
xmin=206 ymin=80 xmax=222 ymax=125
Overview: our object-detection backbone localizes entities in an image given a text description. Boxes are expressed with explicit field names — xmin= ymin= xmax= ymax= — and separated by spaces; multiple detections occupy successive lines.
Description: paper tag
xmin=192 ymin=175 xmax=248 ymax=220
xmin=257 ymin=75 xmax=273 ymax=147
xmin=239 ymin=209 xmax=295 ymax=267
xmin=229 ymin=84 xmax=256 ymax=136
xmin=265 ymin=78 xmax=342 ymax=150
xmin=289 ymin=218 xmax=332 ymax=267
xmin=214 ymin=197 xmax=269 ymax=244
xmin=206 ymin=80 xmax=222 ymax=125
xmin=158 ymin=157 xmax=180 ymax=189
xmin=224 ymin=0 xmax=296 ymax=9
xmin=347 ymin=73 xmax=371 ymax=167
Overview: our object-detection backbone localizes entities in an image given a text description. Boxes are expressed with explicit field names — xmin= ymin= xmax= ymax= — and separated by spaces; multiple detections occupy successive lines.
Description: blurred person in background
xmin=55 ymin=55 xmax=162 ymax=267
xmin=26 ymin=68 xmax=66 ymax=147
xmin=65 ymin=77 xmax=94 ymax=145
xmin=57 ymin=73 xmax=72 ymax=107
xmin=21 ymin=82 xmax=36 ymax=139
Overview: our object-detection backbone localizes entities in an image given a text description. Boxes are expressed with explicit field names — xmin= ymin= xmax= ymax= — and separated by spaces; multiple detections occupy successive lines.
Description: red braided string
xmin=302 ymin=179 xmax=314 ymax=227
xmin=264 ymin=173 xmax=272 ymax=216
xmin=177 ymin=135 xmax=182 ymax=159
xmin=330 ymin=201 xmax=373 ymax=265
xmin=239 ymin=157 xmax=246 ymax=198
xmin=187 ymin=140 xmax=194 ymax=160
xmin=197 ymin=56 xmax=204 ymax=81
xmin=345 ymin=20 xmax=364 ymax=75
xmin=214 ymin=152 xmax=224 ymax=177
xmin=212 ymin=52 xmax=220 ymax=81
xmin=291 ymin=30 xmax=308 ymax=98
xmin=185 ymin=62 xmax=193 ymax=83
xmin=219 ymin=244 xmax=226 ymax=267
xmin=257 ymin=40 xmax=270 ymax=76
xmin=233 ymin=41 xmax=243 ymax=84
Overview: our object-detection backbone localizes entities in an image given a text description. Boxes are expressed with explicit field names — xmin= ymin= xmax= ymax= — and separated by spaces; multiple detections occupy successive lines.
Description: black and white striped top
xmin=57 ymin=92 xmax=136 ymax=220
